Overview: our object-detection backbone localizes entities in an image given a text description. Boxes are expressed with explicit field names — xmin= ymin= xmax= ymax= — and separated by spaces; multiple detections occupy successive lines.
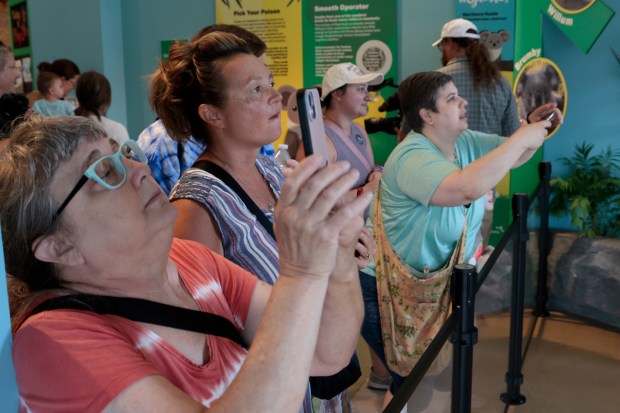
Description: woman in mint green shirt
xmin=362 ymin=71 xmax=561 ymax=407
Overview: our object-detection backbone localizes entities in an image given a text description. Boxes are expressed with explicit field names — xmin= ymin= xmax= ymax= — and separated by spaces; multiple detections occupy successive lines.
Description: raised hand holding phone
xmin=296 ymin=88 xmax=330 ymax=166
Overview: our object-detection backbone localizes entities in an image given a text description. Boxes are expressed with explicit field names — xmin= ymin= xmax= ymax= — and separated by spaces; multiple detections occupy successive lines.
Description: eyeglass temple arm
xmin=54 ymin=175 xmax=89 ymax=218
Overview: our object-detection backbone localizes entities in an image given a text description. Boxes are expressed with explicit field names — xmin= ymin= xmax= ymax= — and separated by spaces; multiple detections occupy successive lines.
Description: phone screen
xmin=296 ymin=88 xmax=329 ymax=165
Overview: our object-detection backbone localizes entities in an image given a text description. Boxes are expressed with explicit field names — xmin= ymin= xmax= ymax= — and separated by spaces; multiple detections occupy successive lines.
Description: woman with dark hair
xmin=27 ymin=58 xmax=80 ymax=105
xmin=363 ymin=70 xmax=561 ymax=410
xmin=75 ymin=70 xmax=129 ymax=143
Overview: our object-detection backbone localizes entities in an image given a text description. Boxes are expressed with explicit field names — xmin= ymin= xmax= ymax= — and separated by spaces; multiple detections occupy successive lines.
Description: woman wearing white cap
xmin=298 ymin=62 xmax=384 ymax=200
xmin=322 ymin=63 xmax=384 ymax=196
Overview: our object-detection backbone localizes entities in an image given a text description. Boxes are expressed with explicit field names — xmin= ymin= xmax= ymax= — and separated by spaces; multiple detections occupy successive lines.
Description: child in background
xmin=75 ymin=71 xmax=129 ymax=144
xmin=32 ymin=72 xmax=74 ymax=117
xmin=27 ymin=59 xmax=81 ymax=106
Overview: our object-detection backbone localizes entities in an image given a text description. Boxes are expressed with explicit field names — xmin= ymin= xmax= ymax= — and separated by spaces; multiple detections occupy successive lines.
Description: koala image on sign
xmin=479 ymin=30 xmax=510 ymax=62
xmin=553 ymin=0 xmax=593 ymax=11
xmin=278 ymin=85 xmax=296 ymax=111
xmin=515 ymin=62 xmax=565 ymax=122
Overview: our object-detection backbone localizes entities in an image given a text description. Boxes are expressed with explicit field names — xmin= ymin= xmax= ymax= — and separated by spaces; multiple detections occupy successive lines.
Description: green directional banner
xmin=511 ymin=0 xmax=615 ymax=194
xmin=546 ymin=0 xmax=615 ymax=53
xmin=482 ymin=0 xmax=616 ymax=245
xmin=302 ymin=0 xmax=399 ymax=165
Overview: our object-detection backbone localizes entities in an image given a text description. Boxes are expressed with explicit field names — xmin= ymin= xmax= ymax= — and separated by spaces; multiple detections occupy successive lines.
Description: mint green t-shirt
xmin=364 ymin=129 xmax=504 ymax=277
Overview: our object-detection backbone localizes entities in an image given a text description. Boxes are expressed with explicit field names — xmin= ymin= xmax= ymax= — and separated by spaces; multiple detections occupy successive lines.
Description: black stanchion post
xmin=534 ymin=161 xmax=552 ymax=317
xmin=451 ymin=264 xmax=478 ymax=413
xmin=500 ymin=194 xmax=528 ymax=406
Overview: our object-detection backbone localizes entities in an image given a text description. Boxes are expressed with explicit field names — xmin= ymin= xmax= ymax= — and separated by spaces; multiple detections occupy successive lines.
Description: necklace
xmin=241 ymin=179 xmax=276 ymax=214
xmin=243 ymin=181 xmax=275 ymax=213
xmin=205 ymin=151 xmax=276 ymax=213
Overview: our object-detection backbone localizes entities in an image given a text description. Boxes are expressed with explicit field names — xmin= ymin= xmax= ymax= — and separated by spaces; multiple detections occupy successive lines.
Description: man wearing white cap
xmin=433 ymin=18 xmax=520 ymax=136
xmin=433 ymin=18 xmax=521 ymax=280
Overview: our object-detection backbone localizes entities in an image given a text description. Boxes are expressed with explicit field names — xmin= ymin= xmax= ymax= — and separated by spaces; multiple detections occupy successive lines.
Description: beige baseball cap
xmin=321 ymin=63 xmax=384 ymax=100
xmin=432 ymin=18 xmax=480 ymax=47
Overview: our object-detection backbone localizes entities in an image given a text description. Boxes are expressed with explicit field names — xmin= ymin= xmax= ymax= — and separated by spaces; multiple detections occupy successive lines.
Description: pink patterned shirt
xmin=13 ymin=238 xmax=257 ymax=413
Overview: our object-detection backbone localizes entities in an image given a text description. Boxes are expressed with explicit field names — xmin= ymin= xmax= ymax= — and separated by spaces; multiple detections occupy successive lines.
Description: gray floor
xmin=350 ymin=311 xmax=620 ymax=413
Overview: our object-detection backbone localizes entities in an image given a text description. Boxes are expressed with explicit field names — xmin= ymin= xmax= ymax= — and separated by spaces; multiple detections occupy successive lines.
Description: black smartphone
xmin=296 ymin=88 xmax=329 ymax=166
xmin=544 ymin=112 xmax=555 ymax=122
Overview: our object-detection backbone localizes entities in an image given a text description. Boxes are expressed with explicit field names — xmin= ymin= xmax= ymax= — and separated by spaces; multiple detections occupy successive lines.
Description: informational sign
xmin=216 ymin=0 xmax=304 ymax=145
xmin=456 ymin=0 xmax=516 ymax=72
xmin=216 ymin=0 xmax=398 ymax=161
xmin=301 ymin=1 xmax=396 ymax=84
xmin=300 ymin=1 xmax=398 ymax=163
xmin=216 ymin=0 xmax=304 ymax=106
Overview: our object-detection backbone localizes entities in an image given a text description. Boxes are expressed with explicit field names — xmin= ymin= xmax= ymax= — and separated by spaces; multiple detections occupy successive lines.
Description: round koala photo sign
xmin=514 ymin=57 xmax=567 ymax=138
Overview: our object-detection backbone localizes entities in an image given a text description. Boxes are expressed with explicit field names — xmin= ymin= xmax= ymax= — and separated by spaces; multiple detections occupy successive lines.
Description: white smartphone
xmin=296 ymin=88 xmax=329 ymax=166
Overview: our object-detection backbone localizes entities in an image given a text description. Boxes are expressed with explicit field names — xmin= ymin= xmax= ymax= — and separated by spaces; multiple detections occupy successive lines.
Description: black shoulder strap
xmin=192 ymin=160 xmax=275 ymax=239
xmin=25 ymin=294 xmax=245 ymax=347
xmin=177 ymin=141 xmax=186 ymax=171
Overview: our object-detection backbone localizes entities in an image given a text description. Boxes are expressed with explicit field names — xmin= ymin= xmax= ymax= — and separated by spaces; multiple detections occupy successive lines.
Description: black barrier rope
xmin=475 ymin=219 xmax=516 ymax=292
xmin=476 ymin=161 xmax=550 ymax=293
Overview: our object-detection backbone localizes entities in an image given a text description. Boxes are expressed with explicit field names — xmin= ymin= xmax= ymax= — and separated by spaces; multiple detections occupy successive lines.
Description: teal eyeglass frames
xmin=54 ymin=139 xmax=148 ymax=218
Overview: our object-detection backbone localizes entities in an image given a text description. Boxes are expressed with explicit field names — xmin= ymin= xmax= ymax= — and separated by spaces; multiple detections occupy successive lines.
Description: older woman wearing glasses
xmin=1 ymin=115 xmax=370 ymax=412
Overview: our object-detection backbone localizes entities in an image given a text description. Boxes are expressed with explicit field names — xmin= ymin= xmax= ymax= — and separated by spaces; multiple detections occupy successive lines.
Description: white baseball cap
xmin=321 ymin=63 xmax=384 ymax=100
xmin=432 ymin=18 xmax=480 ymax=47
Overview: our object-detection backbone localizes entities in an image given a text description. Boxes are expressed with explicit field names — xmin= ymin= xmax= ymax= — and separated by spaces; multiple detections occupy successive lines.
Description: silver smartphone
xmin=296 ymin=88 xmax=329 ymax=166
